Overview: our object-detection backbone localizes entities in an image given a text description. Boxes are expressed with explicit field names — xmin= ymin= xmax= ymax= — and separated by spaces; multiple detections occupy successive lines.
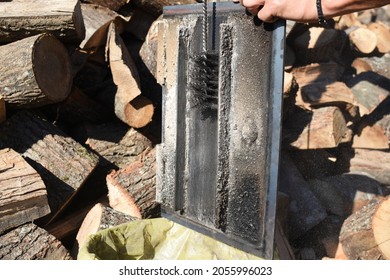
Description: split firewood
xmin=0 ymin=97 xmax=5 ymax=124
xmin=367 ymin=21 xmax=390 ymax=53
xmin=107 ymin=148 xmax=159 ymax=219
xmin=0 ymin=223 xmax=72 ymax=260
xmin=275 ymin=219 xmax=295 ymax=260
xmin=336 ymin=13 xmax=362 ymax=30
xmin=299 ymin=81 xmax=356 ymax=110
xmin=278 ymin=154 xmax=327 ymax=240
xmin=83 ymin=121 xmax=154 ymax=168
xmin=0 ymin=110 xmax=99 ymax=216
xmin=79 ymin=3 xmax=120 ymax=50
xmin=108 ymin=21 xmax=154 ymax=128
xmin=351 ymin=57 xmax=373 ymax=74
xmin=45 ymin=196 xmax=109 ymax=246
xmin=353 ymin=120 xmax=390 ymax=149
xmin=291 ymin=26 xmax=344 ymax=65
xmin=348 ymin=27 xmax=378 ymax=54
xmin=0 ymin=0 xmax=85 ymax=43
xmin=42 ymin=86 xmax=107 ymax=126
xmin=337 ymin=148 xmax=390 ymax=186
xmin=283 ymin=106 xmax=348 ymax=149
xmin=0 ymin=148 xmax=50 ymax=234
xmin=340 ymin=196 xmax=390 ymax=260
xmin=82 ymin=0 xmax=129 ymax=11
xmin=0 ymin=34 xmax=73 ymax=109
xmin=75 ymin=203 xmax=138 ymax=253
xmin=284 ymin=44 xmax=296 ymax=71
xmin=357 ymin=54 xmax=390 ymax=80
xmin=346 ymin=71 xmax=389 ymax=116
xmin=131 ymin=0 xmax=198 ymax=16
xmin=308 ymin=174 xmax=384 ymax=217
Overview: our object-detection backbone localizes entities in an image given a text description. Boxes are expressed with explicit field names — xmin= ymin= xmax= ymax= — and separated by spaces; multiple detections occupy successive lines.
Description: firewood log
xmin=107 ymin=21 xmax=154 ymax=128
xmin=79 ymin=3 xmax=119 ymax=50
xmin=83 ymin=122 xmax=154 ymax=169
xmin=131 ymin=0 xmax=198 ymax=16
xmin=0 ymin=148 xmax=50 ymax=234
xmin=107 ymin=148 xmax=159 ymax=219
xmin=0 ymin=0 xmax=85 ymax=43
xmin=340 ymin=196 xmax=390 ymax=260
xmin=351 ymin=57 xmax=373 ymax=74
xmin=0 ymin=223 xmax=72 ymax=260
xmin=337 ymin=148 xmax=390 ymax=186
xmin=367 ymin=21 xmax=390 ymax=53
xmin=0 ymin=34 xmax=73 ymax=109
xmin=348 ymin=27 xmax=378 ymax=54
xmin=75 ymin=203 xmax=137 ymax=253
xmin=283 ymin=106 xmax=348 ymax=149
xmin=82 ymin=0 xmax=129 ymax=11
xmin=278 ymin=153 xmax=327 ymax=240
xmin=0 ymin=110 xmax=99 ymax=216
xmin=291 ymin=27 xmax=345 ymax=65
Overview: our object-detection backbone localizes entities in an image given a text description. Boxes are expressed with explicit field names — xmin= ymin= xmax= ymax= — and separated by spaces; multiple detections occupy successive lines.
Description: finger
xmin=257 ymin=5 xmax=279 ymax=22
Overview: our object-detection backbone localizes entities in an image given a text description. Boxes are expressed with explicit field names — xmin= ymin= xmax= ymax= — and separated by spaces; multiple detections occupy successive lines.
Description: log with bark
xmin=283 ymin=106 xmax=348 ymax=149
xmin=107 ymin=148 xmax=159 ymax=219
xmin=0 ymin=148 xmax=50 ymax=234
xmin=0 ymin=223 xmax=72 ymax=260
xmin=107 ymin=21 xmax=154 ymax=129
xmin=0 ymin=110 xmax=99 ymax=216
xmin=0 ymin=97 xmax=5 ymax=124
xmin=0 ymin=34 xmax=73 ymax=109
xmin=348 ymin=27 xmax=378 ymax=54
xmin=82 ymin=0 xmax=129 ymax=12
xmin=74 ymin=203 xmax=137 ymax=253
xmin=339 ymin=196 xmax=390 ymax=260
xmin=0 ymin=0 xmax=85 ymax=43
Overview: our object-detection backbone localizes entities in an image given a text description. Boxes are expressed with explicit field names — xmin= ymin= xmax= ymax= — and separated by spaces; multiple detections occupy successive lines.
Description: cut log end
xmin=33 ymin=34 xmax=73 ymax=104
xmin=124 ymin=95 xmax=154 ymax=128
xmin=372 ymin=197 xmax=390 ymax=259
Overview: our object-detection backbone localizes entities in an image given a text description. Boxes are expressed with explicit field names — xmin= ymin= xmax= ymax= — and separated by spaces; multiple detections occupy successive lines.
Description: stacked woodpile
xmin=281 ymin=7 xmax=390 ymax=259
xmin=0 ymin=0 xmax=389 ymax=260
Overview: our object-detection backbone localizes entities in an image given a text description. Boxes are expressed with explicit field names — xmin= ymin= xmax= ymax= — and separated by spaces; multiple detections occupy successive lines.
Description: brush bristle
xmin=189 ymin=52 xmax=219 ymax=111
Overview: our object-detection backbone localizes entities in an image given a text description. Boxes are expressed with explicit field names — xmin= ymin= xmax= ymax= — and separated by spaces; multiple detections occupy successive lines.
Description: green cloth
xmin=78 ymin=218 xmax=262 ymax=260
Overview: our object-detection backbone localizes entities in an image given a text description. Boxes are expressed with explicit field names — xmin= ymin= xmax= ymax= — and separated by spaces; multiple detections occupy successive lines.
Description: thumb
xmin=257 ymin=5 xmax=279 ymax=22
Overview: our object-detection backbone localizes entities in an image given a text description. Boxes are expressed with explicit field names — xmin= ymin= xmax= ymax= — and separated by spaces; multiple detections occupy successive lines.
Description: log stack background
xmin=0 ymin=0 xmax=389 ymax=260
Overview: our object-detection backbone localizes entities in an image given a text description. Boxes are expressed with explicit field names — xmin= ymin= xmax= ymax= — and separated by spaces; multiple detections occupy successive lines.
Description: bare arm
xmin=234 ymin=0 xmax=390 ymax=23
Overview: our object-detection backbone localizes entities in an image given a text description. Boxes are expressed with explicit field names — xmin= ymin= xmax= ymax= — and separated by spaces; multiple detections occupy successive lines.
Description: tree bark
xmin=107 ymin=148 xmax=159 ymax=219
xmin=340 ymin=197 xmax=390 ymax=260
xmin=0 ymin=34 xmax=73 ymax=108
xmin=0 ymin=148 xmax=51 ymax=234
xmin=0 ymin=223 xmax=72 ymax=260
xmin=0 ymin=0 xmax=85 ymax=43
xmin=0 ymin=110 xmax=99 ymax=215
xmin=75 ymin=203 xmax=137 ymax=252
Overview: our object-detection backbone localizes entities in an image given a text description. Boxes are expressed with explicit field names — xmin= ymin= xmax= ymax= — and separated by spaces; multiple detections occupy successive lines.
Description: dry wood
xmin=0 ymin=96 xmax=5 ymax=124
xmin=75 ymin=203 xmax=137 ymax=252
xmin=278 ymin=154 xmax=327 ymax=240
xmin=351 ymin=57 xmax=373 ymax=74
xmin=0 ymin=148 xmax=50 ymax=234
xmin=353 ymin=123 xmax=389 ymax=149
xmin=84 ymin=122 xmax=154 ymax=169
xmin=300 ymin=81 xmax=356 ymax=109
xmin=348 ymin=27 xmax=378 ymax=54
xmin=131 ymin=0 xmax=197 ymax=16
xmin=340 ymin=197 xmax=390 ymax=260
xmin=43 ymin=86 xmax=107 ymax=126
xmin=0 ymin=110 xmax=99 ymax=215
xmin=79 ymin=3 xmax=119 ymax=50
xmin=0 ymin=34 xmax=73 ymax=109
xmin=367 ymin=21 xmax=390 ymax=53
xmin=108 ymin=21 xmax=154 ymax=128
xmin=291 ymin=27 xmax=344 ymax=65
xmin=0 ymin=223 xmax=72 ymax=260
xmin=347 ymin=71 xmax=389 ymax=116
xmin=0 ymin=0 xmax=85 ymax=43
xmin=338 ymin=148 xmax=390 ymax=186
xmin=308 ymin=174 xmax=384 ymax=217
xmin=82 ymin=0 xmax=129 ymax=11
xmin=107 ymin=148 xmax=159 ymax=219
xmin=275 ymin=219 xmax=295 ymax=260
xmin=284 ymin=106 xmax=348 ymax=149
xmin=336 ymin=13 xmax=362 ymax=30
